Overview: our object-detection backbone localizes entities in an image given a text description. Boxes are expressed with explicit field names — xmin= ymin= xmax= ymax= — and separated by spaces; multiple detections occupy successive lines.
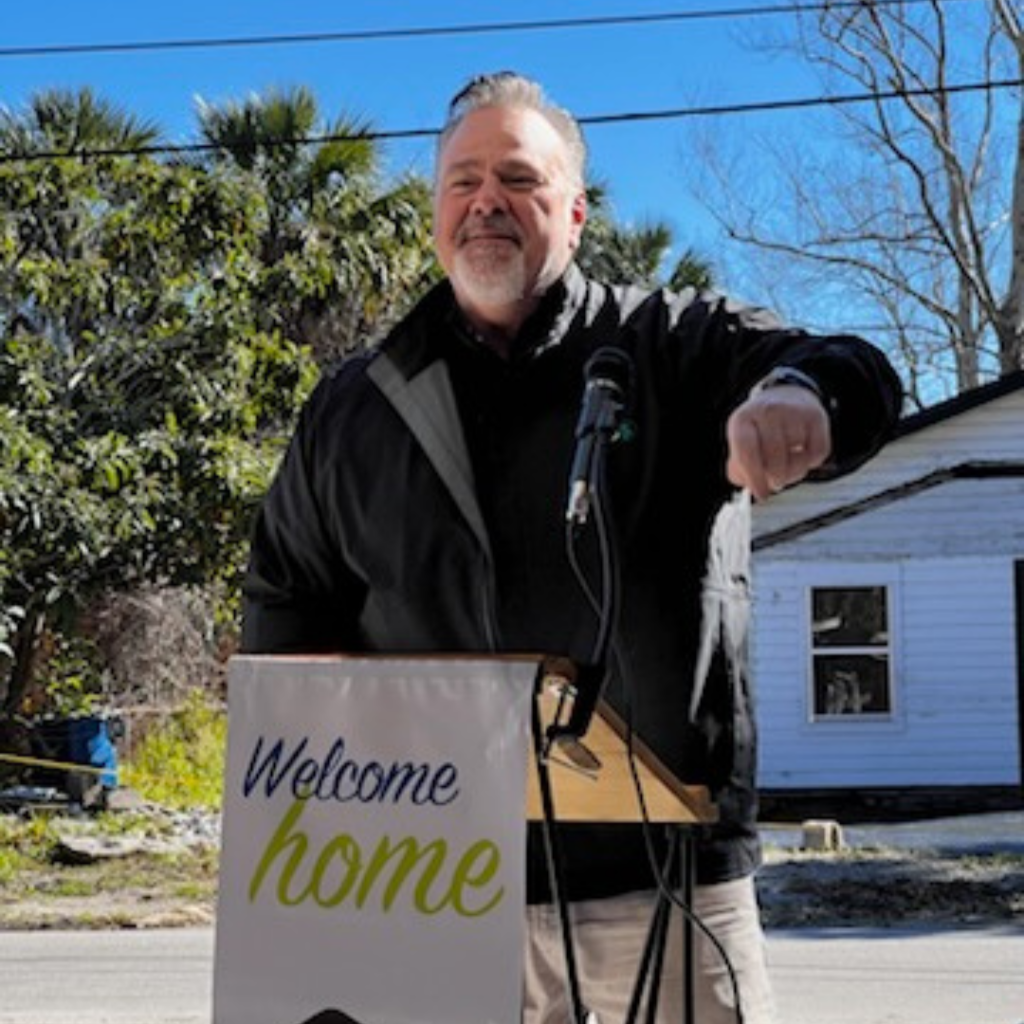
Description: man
xmin=242 ymin=72 xmax=902 ymax=1023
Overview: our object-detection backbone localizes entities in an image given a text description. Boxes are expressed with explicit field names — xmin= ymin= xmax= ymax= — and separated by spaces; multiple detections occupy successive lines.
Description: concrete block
xmin=801 ymin=818 xmax=845 ymax=851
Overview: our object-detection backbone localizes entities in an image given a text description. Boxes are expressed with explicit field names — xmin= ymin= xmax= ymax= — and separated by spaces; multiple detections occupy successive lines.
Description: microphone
xmin=565 ymin=347 xmax=634 ymax=526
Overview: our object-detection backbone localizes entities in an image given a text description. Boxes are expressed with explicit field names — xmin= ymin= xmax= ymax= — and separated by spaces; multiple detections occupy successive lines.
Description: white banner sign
xmin=213 ymin=655 xmax=537 ymax=1024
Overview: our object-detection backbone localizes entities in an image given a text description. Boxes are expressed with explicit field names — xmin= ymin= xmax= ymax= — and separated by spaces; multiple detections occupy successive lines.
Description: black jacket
xmin=242 ymin=265 xmax=902 ymax=898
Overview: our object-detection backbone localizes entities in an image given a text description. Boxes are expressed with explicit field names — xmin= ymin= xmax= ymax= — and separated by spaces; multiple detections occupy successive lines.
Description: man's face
xmin=434 ymin=105 xmax=586 ymax=324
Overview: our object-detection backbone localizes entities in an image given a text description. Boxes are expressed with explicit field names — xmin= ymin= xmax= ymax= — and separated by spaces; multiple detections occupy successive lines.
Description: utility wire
xmin=0 ymin=0 xmax=984 ymax=60
xmin=581 ymin=75 xmax=1023 ymax=126
xmin=0 ymin=75 xmax=1019 ymax=168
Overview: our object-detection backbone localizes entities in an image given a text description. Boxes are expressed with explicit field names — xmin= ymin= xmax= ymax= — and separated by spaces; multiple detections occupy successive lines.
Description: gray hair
xmin=437 ymin=71 xmax=587 ymax=187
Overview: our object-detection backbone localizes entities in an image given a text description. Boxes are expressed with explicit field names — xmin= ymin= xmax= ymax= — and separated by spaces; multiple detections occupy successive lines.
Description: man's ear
xmin=569 ymin=190 xmax=587 ymax=247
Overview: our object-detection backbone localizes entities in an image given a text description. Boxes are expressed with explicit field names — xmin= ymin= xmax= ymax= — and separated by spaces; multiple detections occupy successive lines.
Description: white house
xmin=751 ymin=370 xmax=1024 ymax=816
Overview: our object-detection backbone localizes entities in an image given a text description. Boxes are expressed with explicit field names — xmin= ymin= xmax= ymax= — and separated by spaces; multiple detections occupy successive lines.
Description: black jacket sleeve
xmin=662 ymin=289 xmax=904 ymax=478
xmin=240 ymin=378 xmax=368 ymax=655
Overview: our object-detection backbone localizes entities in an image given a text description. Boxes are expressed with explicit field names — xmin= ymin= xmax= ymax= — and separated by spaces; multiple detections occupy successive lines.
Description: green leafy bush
xmin=125 ymin=691 xmax=226 ymax=809
xmin=0 ymin=815 xmax=60 ymax=883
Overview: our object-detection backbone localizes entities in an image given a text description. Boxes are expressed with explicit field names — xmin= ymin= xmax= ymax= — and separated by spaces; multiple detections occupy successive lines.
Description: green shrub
xmin=40 ymin=634 xmax=107 ymax=717
xmin=125 ymin=690 xmax=226 ymax=809
xmin=0 ymin=816 xmax=59 ymax=882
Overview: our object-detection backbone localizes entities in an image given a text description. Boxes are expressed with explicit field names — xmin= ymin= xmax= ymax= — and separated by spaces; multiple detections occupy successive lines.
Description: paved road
xmin=1 ymin=924 xmax=1022 ymax=1023
xmin=0 ymin=929 xmax=211 ymax=1024
xmin=770 ymin=924 xmax=1024 ymax=1024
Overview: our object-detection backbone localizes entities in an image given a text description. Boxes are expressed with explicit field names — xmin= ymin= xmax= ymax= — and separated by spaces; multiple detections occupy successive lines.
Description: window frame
xmin=801 ymin=567 xmax=902 ymax=729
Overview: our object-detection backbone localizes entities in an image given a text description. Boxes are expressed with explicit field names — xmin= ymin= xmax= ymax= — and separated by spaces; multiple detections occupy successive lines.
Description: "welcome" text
xmin=242 ymin=736 xmax=460 ymax=807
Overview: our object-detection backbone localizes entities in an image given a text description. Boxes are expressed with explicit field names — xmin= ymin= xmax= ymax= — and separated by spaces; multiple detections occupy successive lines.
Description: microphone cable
xmin=622 ymin=702 xmax=747 ymax=1024
xmin=564 ymin=470 xmax=746 ymax=1024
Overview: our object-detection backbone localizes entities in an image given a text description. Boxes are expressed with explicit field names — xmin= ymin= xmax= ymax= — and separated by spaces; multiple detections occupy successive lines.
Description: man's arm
xmin=240 ymin=391 xmax=367 ymax=655
xmin=662 ymin=290 xmax=903 ymax=491
xmin=665 ymin=291 xmax=903 ymax=499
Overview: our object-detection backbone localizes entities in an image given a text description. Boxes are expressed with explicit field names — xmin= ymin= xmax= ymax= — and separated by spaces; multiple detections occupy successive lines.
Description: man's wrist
xmin=752 ymin=366 xmax=835 ymax=414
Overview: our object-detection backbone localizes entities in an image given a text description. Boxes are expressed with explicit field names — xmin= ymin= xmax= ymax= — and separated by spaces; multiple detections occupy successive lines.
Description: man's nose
xmin=469 ymin=177 xmax=509 ymax=216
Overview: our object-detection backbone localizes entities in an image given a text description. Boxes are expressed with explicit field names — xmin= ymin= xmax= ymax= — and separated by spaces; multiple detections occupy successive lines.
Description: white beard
xmin=452 ymin=241 xmax=529 ymax=309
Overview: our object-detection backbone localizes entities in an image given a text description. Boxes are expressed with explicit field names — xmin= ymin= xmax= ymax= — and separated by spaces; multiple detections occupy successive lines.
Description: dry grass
xmin=1 ymin=809 xmax=1021 ymax=930
xmin=0 ymin=811 xmax=219 ymax=931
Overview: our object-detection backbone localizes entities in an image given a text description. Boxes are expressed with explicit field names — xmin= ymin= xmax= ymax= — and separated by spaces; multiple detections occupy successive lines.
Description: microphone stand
xmin=531 ymin=690 xmax=590 ymax=1024
xmin=534 ymin=401 xmax=628 ymax=1024
xmin=537 ymin=375 xmax=697 ymax=1023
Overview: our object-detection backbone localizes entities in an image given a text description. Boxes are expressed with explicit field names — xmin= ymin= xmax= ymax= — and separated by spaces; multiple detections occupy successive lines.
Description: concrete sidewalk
xmin=0 ymin=924 xmax=1022 ymax=1023
xmin=761 ymin=810 xmax=1024 ymax=856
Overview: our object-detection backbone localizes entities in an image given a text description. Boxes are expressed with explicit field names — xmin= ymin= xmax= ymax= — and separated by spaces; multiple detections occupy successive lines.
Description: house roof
xmin=754 ymin=370 xmax=1024 ymax=552
xmin=753 ymin=460 xmax=1024 ymax=551
xmin=895 ymin=368 xmax=1024 ymax=438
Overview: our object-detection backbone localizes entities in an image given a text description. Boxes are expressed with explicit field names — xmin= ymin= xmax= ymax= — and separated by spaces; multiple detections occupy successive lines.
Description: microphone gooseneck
xmin=565 ymin=347 xmax=634 ymax=527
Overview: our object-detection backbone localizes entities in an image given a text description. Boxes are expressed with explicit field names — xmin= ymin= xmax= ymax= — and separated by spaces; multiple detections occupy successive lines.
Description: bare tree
xmin=694 ymin=0 xmax=1024 ymax=405
xmin=992 ymin=0 xmax=1024 ymax=373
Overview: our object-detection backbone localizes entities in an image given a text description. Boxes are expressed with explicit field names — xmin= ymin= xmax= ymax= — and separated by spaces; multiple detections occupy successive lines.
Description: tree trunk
xmin=2 ymin=609 xmax=46 ymax=716
xmin=993 ymin=7 xmax=1024 ymax=373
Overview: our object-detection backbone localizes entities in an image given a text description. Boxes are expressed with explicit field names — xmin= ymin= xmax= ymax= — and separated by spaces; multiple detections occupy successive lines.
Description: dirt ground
xmin=0 ymin=836 xmax=220 ymax=931
xmin=757 ymin=844 xmax=1024 ymax=928
xmin=1 ymin=815 xmax=1022 ymax=931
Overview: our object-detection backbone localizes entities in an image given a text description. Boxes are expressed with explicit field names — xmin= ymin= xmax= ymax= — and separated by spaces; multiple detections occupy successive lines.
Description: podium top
xmin=527 ymin=691 xmax=718 ymax=826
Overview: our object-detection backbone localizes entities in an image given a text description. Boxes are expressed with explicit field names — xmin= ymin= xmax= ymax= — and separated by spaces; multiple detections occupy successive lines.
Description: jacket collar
xmin=379 ymin=263 xmax=589 ymax=380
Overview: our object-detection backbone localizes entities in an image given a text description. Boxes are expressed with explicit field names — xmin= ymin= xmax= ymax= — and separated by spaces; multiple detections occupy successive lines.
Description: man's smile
xmin=459 ymin=231 xmax=519 ymax=247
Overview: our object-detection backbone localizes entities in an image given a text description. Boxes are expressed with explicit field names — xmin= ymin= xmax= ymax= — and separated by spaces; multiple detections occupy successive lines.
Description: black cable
xmin=622 ymin=708 xmax=747 ymax=1024
xmin=0 ymin=0 xmax=984 ymax=60
xmin=2 ymin=75 xmax=1018 ymax=168
xmin=579 ymin=75 xmax=1024 ymax=127
xmin=569 ymin=594 xmax=747 ymax=1023
xmin=565 ymin=464 xmax=746 ymax=1023
xmin=531 ymin=694 xmax=590 ymax=1024
xmin=589 ymin=454 xmax=619 ymax=669
xmin=564 ymin=435 xmax=745 ymax=1022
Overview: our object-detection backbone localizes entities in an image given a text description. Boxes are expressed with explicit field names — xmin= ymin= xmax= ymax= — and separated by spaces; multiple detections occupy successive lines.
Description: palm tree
xmin=577 ymin=183 xmax=714 ymax=291
xmin=0 ymin=87 xmax=160 ymax=156
xmin=195 ymin=86 xmax=377 ymax=262
xmin=194 ymin=86 xmax=436 ymax=360
xmin=668 ymin=248 xmax=714 ymax=292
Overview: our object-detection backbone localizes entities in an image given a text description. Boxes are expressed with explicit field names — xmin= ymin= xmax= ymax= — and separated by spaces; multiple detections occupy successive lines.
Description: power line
xmin=1 ymin=75 xmax=1018 ymax=169
xmin=0 ymin=0 xmax=984 ymax=60
xmin=581 ymin=75 xmax=1023 ymax=127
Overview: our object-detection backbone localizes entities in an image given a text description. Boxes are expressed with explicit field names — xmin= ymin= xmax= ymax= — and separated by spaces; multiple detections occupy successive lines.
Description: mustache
xmin=456 ymin=214 xmax=522 ymax=245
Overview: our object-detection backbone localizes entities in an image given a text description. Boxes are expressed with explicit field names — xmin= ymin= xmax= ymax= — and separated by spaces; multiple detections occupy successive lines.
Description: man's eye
xmin=449 ymin=178 xmax=477 ymax=192
xmin=506 ymin=176 xmax=539 ymax=190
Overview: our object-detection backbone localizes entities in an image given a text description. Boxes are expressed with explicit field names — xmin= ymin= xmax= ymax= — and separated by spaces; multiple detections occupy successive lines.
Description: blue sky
xmin=2 ymin=1 xmax=820 ymax=266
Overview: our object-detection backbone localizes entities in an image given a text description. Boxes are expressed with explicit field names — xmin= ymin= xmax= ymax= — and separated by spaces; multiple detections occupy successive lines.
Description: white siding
xmin=753 ymin=389 xmax=1024 ymax=542
xmin=758 ymin=477 xmax=1024 ymax=561
xmin=754 ymin=556 xmax=1020 ymax=789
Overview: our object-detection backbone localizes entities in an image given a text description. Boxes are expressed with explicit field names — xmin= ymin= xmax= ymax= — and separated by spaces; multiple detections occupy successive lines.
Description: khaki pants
xmin=523 ymin=877 xmax=777 ymax=1024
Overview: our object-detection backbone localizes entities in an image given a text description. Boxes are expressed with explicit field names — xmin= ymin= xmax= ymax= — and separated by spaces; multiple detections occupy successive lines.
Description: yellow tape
xmin=0 ymin=751 xmax=120 ymax=779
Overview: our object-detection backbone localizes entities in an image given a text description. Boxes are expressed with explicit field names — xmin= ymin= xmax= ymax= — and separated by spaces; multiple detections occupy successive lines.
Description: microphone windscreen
xmin=584 ymin=347 xmax=634 ymax=395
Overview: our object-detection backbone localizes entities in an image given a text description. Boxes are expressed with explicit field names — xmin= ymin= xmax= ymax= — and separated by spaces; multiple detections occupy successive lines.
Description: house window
xmin=810 ymin=586 xmax=891 ymax=719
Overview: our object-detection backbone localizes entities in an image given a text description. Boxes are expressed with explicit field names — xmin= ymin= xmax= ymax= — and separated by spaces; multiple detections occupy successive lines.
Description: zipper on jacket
xmin=479 ymin=555 xmax=501 ymax=652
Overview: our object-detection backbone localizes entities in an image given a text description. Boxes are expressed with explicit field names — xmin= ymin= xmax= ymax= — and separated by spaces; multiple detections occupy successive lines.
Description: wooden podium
xmin=527 ymin=684 xmax=718 ymax=827
xmin=527 ymin=668 xmax=718 ymax=1024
